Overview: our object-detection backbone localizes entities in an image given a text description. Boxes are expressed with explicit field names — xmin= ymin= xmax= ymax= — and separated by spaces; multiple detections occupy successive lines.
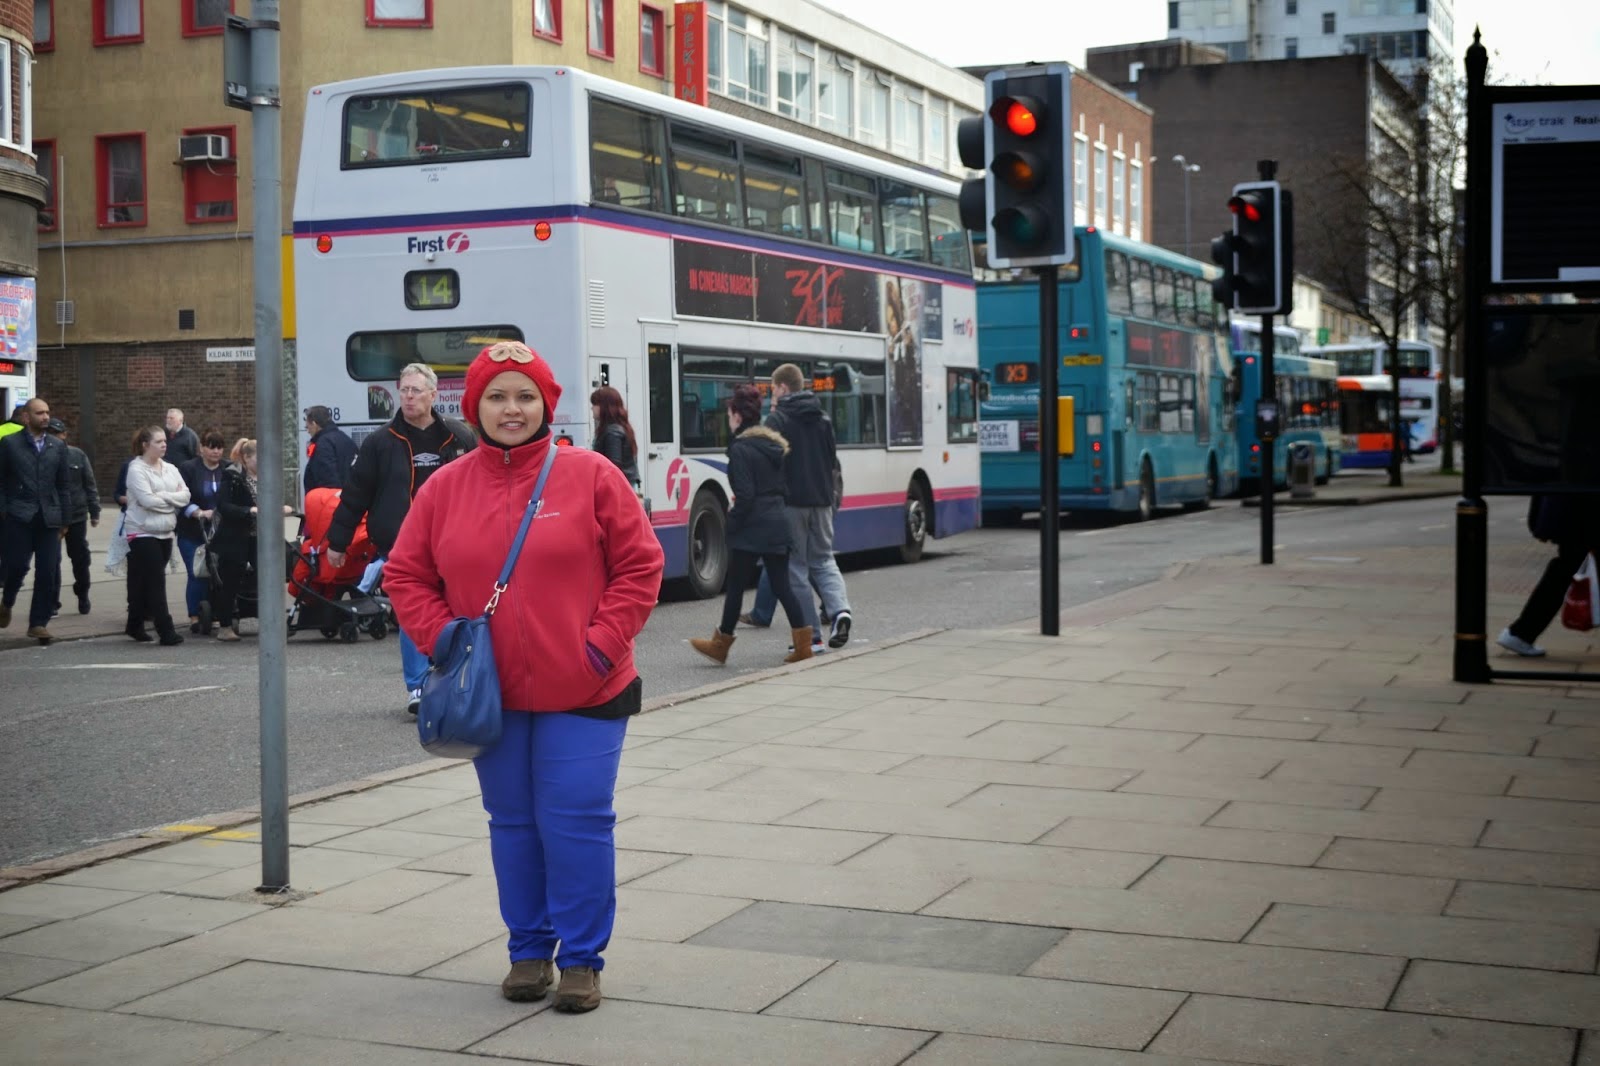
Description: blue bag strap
xmin=483 ymin=444 xmax=558 ymax=617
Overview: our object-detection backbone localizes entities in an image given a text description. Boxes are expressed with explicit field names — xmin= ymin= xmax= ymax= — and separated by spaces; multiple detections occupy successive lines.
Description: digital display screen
xmin=405 ymin=270 xmax=460 ymax=310
xmin=995 ymin=362 xmax=1038 ymax=385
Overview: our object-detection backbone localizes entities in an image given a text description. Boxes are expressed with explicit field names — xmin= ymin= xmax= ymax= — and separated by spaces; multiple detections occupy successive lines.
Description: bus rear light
xmin=534 ymin=221 xmax=552 ymax=241
xmin=1091 ymin=440 xmax=1101 ymax=452
xmin=1069 ymin=326 xmax=1088 ymax=340
xmin=1251 ymin=443 xmax=1261 ymax=453
xmin=315 ymin=234 xmax=333 ymax=253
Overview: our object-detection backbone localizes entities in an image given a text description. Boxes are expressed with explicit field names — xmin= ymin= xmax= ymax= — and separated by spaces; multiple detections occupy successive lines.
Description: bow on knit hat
xmin=462 ymin=342 xmax=563 ymax=430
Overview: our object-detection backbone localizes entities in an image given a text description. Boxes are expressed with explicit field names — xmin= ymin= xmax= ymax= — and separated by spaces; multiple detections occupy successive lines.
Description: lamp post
xmin=1168 ymin=154 xmax=1202 ymax=256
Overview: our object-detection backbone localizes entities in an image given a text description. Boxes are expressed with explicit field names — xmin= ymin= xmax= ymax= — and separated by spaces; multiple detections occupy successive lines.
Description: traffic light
xmin=1212 ymin=180 xmax=1293 ymax=315
xmin=955 ymin=64 xmax=1074 ymax=269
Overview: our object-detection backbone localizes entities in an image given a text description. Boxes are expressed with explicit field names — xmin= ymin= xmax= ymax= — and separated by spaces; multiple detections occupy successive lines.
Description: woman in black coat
xmin=690 ymin=384 xmax=813 ymax=666
xmin=209 ymin=440 xmax=263 ymax=641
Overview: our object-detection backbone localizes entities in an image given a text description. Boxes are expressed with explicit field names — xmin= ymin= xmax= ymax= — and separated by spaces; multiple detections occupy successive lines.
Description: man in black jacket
xmin=165 ymin=409 xmax=201 ymax=467
xmin=0 ymin=398 xmax=73 ymax=642
xmin=303 ymin=405 xmax=357 ymax=496
xmin=764 ymin=363 xmax=852 ymax=649
xmin=326 ymin=364 xmax=475 ymax=714
xmin=47 ymin=419 xmax=100 ymax=616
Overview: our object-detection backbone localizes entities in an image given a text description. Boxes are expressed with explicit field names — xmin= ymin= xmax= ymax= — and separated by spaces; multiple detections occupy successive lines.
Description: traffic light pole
xmin=1259 ymin=314 xmax=1275 ymax=566
xmin=1038 ymin=267 xmax=1060 ymax=636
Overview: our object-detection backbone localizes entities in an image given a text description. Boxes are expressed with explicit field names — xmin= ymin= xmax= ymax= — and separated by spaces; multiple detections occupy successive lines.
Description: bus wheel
xmin=1137 ymin=461 xmax=1156 ymax=521
xmin=898 ymin=481 xmax=931 ymax=564
xmin=686 ymin=490 xmax=728 ymax=599
xmin=1185 ymin=459 xmax=1218 ymax=511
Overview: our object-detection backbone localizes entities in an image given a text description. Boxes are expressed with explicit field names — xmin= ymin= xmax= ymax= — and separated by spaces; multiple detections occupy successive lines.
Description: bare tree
xmin=1415 ymin=59 xmax=1468 ymax=475
xmin=1312 ymin=98 xmax=1428 ymax=487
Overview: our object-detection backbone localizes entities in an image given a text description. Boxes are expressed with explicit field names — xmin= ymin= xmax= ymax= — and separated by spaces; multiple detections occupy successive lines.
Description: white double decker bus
xmin=293 ymin=65 xmax=981 ymax=597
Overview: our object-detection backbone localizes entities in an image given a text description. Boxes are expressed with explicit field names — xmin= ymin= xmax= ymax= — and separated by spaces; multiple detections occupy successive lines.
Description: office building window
xmin=723 ymin=9 xmax=767 ymax=106
xmin=775 ymin=31 xmax=814 ymax=122
xmin=927 ymin=97 xmax=948 ymax=171
xmin=96 ymin=132 xmax=147 ymax=227
xmin=816 ymin=51 xmax=853 ymax=136
xmin=182 ymin=125 xmax=237 ymax=223
xmin=0 ymin=48 xmax=10 ymax=148
xmin=1094 ymin=143 xmax=1107 ymax=227
xmin=588 ymin=0 xmax=613 ymax=58
xmin=35 ymin=139 xmax=56 ymax=231
xmin=184 ymin=0 xmax=231 ymax=36
xmin=1073 ymin=135 xmax=1088 ymax=215
xmin=34 ymin=0 xmax=54 ymax=51
xmin=860 ymin=70 xmax=889 ymax=150
xmin=1322 ymin=11 xmax=1335 ymax=33
xmin=639 ymin=5 xmax=664 ymax=75
xmin=1112 ymin=153 xmax=1126 ymax=234
xmin=534 ymin=0 xmax=561 ymax=40
xmin=95 ymin=0 xmax=143 ymax=45
xmin=1286 ymin=0 xmax=1297 ymax=13
xmin=367 ymin=0 xmax=431 ymax=26
xmin=1285 ymin=36 xmax=1298 ymax=58
xmin=1168 ymin=1 xmax=1179 ymax=29
xmin=1129 ymin=160 xmax=1143 ymax=240
xmin=892 ymin=88 xmax=923 ymax=162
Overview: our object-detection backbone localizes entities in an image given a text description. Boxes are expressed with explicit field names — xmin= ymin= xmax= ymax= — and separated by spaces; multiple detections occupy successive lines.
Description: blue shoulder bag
xmin=417 ymin=445 xmax=558 ymax=760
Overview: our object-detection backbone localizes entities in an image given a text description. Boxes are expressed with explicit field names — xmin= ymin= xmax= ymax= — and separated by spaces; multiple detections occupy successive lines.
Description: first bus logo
xmin=406 ymin=231 xmax=471 ymax=254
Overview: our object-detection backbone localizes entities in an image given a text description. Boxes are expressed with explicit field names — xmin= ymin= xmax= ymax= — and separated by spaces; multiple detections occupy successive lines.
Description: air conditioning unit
xmin=178 ymin=134 xmax=230 ymax=163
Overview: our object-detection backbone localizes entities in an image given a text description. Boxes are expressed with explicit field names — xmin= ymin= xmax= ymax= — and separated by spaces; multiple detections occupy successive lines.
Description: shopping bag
xmin=104 ymin=514 xmax=130 ymax=576
xmin=1560 ymin=554 xmax=1600 ymax=632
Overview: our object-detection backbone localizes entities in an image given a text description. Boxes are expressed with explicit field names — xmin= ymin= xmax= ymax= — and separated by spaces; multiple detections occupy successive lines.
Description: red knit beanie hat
xmin=462 ymin=342 xmax=562 ymax=429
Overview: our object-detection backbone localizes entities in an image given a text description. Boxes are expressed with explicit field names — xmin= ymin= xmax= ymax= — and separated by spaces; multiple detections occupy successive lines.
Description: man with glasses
xmin=0 ymin=398 xmax=73 ymax=643
xmin=327 ymin=363 xmax=476 ymax=715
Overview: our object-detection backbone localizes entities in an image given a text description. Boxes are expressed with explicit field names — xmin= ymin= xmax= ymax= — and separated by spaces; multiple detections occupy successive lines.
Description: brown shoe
xmin=553 ymin=965 xmax=601 ymax=1013
xmin=0 ymin=603 xmax=10 ymax=628
xmin=784 ymin=627 xmax=814 ymax=663
xmin=689 ymin=628 xmax=735 ymax=665
xmin=27 ymin=625 xmax=53 ymax=645
xmin=500 ymin=958 xmax=554 ymax=1002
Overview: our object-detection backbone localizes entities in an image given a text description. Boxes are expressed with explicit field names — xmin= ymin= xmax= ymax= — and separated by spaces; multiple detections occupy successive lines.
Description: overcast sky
xmin=829 ymin=0 xmax=1599 ymax=86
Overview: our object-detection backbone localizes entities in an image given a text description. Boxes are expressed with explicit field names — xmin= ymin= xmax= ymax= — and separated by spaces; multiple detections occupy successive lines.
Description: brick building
xmin=31 ymin=0 xmax=983 ymax=489
xmin=0 ymin=0 xmax=45 ymax=413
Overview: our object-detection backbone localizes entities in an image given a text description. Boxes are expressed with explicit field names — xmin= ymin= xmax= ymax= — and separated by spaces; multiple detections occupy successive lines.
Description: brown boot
xmin=690 ymin=629 xmax=735 ymax=664
xmin=553 ymin=965 xmax=601 ymax=1013
xmin=501 ymin=958 xmax=554 ymax=1002
xmin=784 ymin=627 xmax=814 ymax=663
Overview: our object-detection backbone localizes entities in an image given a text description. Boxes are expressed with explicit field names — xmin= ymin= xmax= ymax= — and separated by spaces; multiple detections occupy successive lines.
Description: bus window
xmin=925 ymin=194 xmax=972 ymax=271
xmin=741 ymin=146 xmax=804 ymax=236
xmin=1130 ymin=258 xmax=1155 ymax=320
xmin=1136 ymin=372 xmax=1160 ymax=432
xmin=881 ymin=182 xmax=926 ymax=260
xmin=1153 ymin=266 xmax=1176 ymax=325
xmin=947 ymin=368 xmax=979 ymax=443
xmin=647 ymin=343 xmax=675 ymax=445
xmin=345 ymin=326 xmax=523 ymax=383
xmin=825 ymin=167 xmax=878 ymax=254
xmin=817 ymin=359 xmax=885 ymax=445
xmin=1106 ymin=251 xmax=1132 ymax=317
xmin=803 ymin=158 xmax=827 ymax=243
xmin=343 ymin=83 xmax=531 ymax=169
xmin=1175 ymin=274 xmax=1199 ymax=327
xmin=670 ymin=125 xmax=741 ymax=225
xmin=1179 ymin=374 xmax=1196 ymax=433
xmin=588 ymin=98 xmax=666 ymax=211
xmin=679 ymin=351 xmax=748 ymax=451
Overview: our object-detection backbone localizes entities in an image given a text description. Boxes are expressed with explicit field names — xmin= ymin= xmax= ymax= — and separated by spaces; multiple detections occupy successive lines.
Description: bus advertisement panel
xmin=293 ymin=66 xmax=980 ymax=598
xmin=977 ymin=228 xmax=1238 ymax=522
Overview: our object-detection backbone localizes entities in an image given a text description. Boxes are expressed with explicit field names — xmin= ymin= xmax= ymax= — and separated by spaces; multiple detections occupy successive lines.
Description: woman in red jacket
xmin=384 ymin=342 xmax=663 ymax=1015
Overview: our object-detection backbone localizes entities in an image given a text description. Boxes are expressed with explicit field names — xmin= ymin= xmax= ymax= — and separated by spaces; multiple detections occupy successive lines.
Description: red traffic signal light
xmin=1228 ymin=195 xmax=1263 ymax=223
xmin=998 ymin=97 xmax=1041 ymax=138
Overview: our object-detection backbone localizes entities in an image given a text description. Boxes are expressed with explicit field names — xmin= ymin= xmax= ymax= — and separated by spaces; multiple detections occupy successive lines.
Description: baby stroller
xmin=287 ymin=487 xmax=392 ymax=642
xmin=195 ymin=515 xmax=299 ymax=638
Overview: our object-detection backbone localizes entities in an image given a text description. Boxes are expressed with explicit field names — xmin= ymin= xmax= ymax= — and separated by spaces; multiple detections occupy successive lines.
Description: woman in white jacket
xmin=124 ymin=424 xmax=191 ymax=645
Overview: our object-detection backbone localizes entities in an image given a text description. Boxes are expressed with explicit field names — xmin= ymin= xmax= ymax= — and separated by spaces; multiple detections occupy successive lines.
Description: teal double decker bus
xmin=977 ymin=228 xmax=1239 ymax=522
xmin=1231 ymin=321 xmax=1342 ymax=491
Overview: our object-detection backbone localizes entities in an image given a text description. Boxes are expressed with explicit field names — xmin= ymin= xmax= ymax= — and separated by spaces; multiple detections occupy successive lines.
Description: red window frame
xmin=587 ymin=0 xmax=613 ymax=59
xmin=35 ymin=138 xmax=57 ymax=232
xmin=366 ymin=0 xmax=433 ymax=28
xmin=182 ymin=0 xmax=234 ymax=38
xmin=639 ymin=5 xmax=664 ymax=76
xmin=35 ymin=0 xmax=55 ymax=53
xmin=532 ymin=0 xmax=562 ymax=42
xmin=95 ymin=131 xmax=147 ymax=229
xmin=181 ymin=124 xmax=238 ymax=225
xmin=93 ymin=0 xmax=145 ymax=46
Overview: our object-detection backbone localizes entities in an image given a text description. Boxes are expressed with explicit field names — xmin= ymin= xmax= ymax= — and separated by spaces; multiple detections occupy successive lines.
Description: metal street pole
xmin=1183 ymin=168 xmax=1192 ymax=258
xmin=248 ymin=0 xmax=289 ymax=892
xmin=1038 ymin=266 xmax=1060 ymax=636
xmin=1260 ymin=313 xmax=1275 ymax=566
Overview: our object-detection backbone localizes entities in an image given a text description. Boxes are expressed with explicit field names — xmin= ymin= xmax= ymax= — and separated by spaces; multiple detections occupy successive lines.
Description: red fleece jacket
xmin=383 ymin=433 xmax=663 ymax=712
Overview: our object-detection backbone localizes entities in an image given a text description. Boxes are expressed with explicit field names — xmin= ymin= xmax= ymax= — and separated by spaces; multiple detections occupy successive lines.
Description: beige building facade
xmin=31 ymin=0 xmax=983 ymax=479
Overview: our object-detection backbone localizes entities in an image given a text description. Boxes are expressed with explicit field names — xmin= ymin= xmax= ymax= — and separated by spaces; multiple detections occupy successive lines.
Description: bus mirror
xmin=978 ymin=380 xmax=992 ymax=402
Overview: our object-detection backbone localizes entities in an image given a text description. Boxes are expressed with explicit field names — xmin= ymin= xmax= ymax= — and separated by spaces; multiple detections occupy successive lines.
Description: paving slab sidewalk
xmin=4 ymin=538 xmax=1600 ymax=1065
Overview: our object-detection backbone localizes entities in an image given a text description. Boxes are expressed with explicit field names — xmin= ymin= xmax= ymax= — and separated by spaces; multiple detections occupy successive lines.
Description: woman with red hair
xmin=589 ymin=385 xmax=639 ymax=490
xmin=385 ymin=341 xmax=663 ymax=1014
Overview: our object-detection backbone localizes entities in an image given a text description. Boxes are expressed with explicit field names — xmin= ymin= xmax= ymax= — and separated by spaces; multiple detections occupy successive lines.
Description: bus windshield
xmin=343 ymin=83 xmax=531 ymax=168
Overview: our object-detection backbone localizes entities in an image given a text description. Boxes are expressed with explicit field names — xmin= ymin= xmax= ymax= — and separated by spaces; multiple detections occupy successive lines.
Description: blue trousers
xmin=177 ymin=535 xmax=205 ymax=618
xmin=400 ymin=629 xmax=430 ymax=692
xmin=473 ymin=710 xmax=628 ymax=969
